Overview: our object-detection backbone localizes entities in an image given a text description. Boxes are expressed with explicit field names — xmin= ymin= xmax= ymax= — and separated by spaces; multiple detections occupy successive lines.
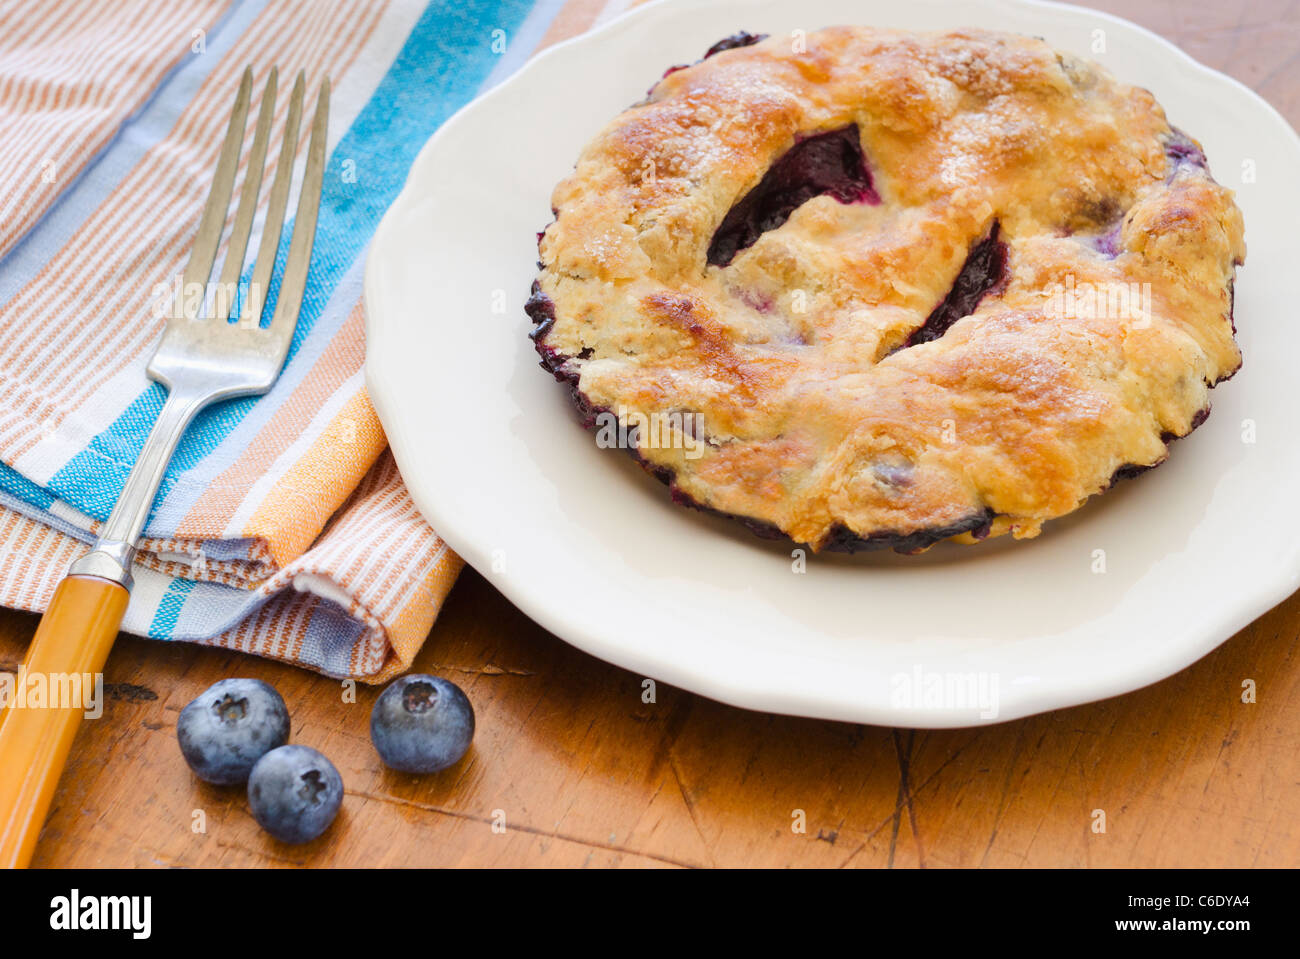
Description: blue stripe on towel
xmin=148 ymin=576 xmax=197 ymax=638
xmin=0 ymin=461 xmax=56 ymax=511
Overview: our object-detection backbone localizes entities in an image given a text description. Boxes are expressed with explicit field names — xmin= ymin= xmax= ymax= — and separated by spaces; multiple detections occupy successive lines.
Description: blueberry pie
xmin=528 ymin=27 xmax=1245 ymax=552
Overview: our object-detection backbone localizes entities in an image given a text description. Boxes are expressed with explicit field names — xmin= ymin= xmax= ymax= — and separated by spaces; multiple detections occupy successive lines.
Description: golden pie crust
xmin=529 ymin=27 xmax=1245 ymax=552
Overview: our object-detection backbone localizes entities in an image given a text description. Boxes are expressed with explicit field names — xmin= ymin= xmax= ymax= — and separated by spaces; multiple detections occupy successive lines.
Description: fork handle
xmin=0 ymin=574 xmax=128 ymax=867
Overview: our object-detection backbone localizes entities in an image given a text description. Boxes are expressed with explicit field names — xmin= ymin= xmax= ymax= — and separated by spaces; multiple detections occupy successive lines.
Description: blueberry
xmin=247 ymin=745 xmax=343 ymax=844
xmin=177 ymin=678 xmax=290 ymax=785
xmin=370 ymin=675 xmax=474 ymax=773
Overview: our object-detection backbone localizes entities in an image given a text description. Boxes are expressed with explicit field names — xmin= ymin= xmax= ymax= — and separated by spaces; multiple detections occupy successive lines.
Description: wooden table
xmin=3 ymin=0 xmax=1299 ymax=868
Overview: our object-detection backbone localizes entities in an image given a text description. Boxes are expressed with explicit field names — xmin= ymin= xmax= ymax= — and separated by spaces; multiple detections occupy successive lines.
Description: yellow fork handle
xmin=0 ymin=574 xmax=128 ymax=867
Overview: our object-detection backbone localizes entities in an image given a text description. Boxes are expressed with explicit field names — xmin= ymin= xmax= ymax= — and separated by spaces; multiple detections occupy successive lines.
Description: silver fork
xmin=0 ymin=66 xmax=329 ymax=868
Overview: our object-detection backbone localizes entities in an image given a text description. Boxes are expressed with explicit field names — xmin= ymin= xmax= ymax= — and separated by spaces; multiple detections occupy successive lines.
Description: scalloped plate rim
xmin=365 ymin=0 xmax=1300 ymax=726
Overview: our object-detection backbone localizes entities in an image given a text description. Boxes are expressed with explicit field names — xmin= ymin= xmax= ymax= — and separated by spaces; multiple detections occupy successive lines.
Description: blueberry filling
xmin=704 ymin=31 xmax=767 ymax=58
xmin=1163 ymin=127 xmax=1206 ymax=170
xmin=1092 ymin=223 xmax=1122 ymax=258
xmin=1090 ymin=129 xmax=1215 ymax=258
xmin=822 ymin=508 xmax=996 ymax=554
xmin=525 ymin=279 xmax=554 ymax=331
xmin=907 ymin=223 xmax=1008 ymax=346
xmin=661 ymin=31 xmax=768 ymax=81
xmin=1109 ymin=462 xmax=1156 ymax=483
xmin=1107 ymin=406 xmax=1211 ymax=487
xmin=871 ymin=459 xmax=914 ymax=489
xmin=526 ymin=283 xmax=579 ymax=382
xmin=707 ymin=124 xmax=880 ymax=267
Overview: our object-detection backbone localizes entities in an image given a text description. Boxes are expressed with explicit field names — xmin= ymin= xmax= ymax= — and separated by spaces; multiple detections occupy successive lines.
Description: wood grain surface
xmin=2 ymin=0 xmax=1298 ymax=868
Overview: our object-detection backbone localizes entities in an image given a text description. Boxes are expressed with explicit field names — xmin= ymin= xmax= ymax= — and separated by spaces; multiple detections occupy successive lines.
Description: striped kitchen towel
xmin=0 ymin=0 xmax=622 ymax=681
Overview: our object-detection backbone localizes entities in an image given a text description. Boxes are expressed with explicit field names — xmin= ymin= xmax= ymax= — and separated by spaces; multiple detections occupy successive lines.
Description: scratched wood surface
xmin=3 ymin=0 xmax=1299 ymax=868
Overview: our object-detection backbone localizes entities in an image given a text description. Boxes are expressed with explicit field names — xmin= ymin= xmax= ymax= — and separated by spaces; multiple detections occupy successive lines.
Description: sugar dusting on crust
xmin=531 ymin=27 xmax=1246 ymax=553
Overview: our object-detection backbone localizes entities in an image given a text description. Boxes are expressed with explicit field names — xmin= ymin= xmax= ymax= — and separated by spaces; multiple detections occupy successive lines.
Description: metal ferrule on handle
xmin=67 ymin=387 xmax=209 ymax=590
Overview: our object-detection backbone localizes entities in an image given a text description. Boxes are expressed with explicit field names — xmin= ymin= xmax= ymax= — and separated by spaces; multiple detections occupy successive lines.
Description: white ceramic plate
xmin=365 ymin=0 xmax=1300 ymax=726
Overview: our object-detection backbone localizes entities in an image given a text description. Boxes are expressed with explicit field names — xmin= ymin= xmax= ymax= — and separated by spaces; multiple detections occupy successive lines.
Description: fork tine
xmin=214 ymin=67 xmax=277 ymax=324
xmin=267 ymin=77 xmax=329 ymax=340
xmin=239 ymin=70 xmax=305 ymax=328
xmin=180 ymin=66 xmax=253 ymax=318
